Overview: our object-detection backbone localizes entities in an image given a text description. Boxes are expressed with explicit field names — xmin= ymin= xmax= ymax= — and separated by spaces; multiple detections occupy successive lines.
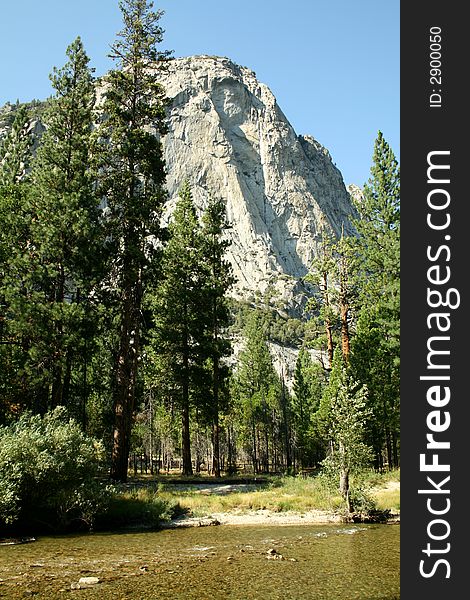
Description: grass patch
xmin=157 ymin=475 xmax=344 ymax=517
xmin=372 ymin=488 xmax=400 ymax=512
xmin=362 ymin=468 xmax=400 ymax=513
xmin=357 ymin=468 xmax=400 ymax=488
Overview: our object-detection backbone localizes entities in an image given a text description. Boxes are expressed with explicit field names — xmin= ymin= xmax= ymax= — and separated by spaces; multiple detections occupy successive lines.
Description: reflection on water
xmin=0 ymin=523 xmax=399 ymax=599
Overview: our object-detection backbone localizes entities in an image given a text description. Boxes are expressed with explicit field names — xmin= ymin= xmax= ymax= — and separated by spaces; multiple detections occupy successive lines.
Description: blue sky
xmin=0 ymin=0 xmax=399 ymax=186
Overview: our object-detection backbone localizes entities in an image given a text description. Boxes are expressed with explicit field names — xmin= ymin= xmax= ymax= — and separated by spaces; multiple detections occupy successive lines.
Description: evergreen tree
xmin=146 ymin=181 xmax=207 ymax=476
xmin=306 ymin=221 xmax=357 ymax=366
xmin=233 ymin=313 xmax=280 ymax=473
xmin=0 ymin=107 xmax=34 ymax=420
xmin=350 ymin=131 xmax=400 ymax=468
xmin=320 ymin=350 xmax=373 ymax=512
xmin=1 ymin=38 xmax=99 ymax=417
xmin=200 ymin=196 xmax=234 ymax=477
xmin=351 ymin=312 xmax=399 ymax=469
xmin=353 ymin=131 xmax=399 ymax=338
xmin=305 ymin=221 xmax=336 ymax=367
xmin=96 ymin=0 xmax=171 ymax=481
xmin=291 ymin=347 xmax=325 ymax=468
xmin=0 ymin=105 xmax=32 ymax=186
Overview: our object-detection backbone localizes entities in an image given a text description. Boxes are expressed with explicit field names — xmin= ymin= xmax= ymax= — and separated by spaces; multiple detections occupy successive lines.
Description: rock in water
xmin=77 ymin=576 xmax=100 ymax=586
xmin=159 ymin=56 xmax=357 ymax=312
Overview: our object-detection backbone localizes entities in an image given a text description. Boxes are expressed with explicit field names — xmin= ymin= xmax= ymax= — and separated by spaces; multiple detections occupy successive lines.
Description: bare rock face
xmin=159 ymin=56 xmax=357 ymax=311
xmin=347 ymin=183 xmax=365 ymax=207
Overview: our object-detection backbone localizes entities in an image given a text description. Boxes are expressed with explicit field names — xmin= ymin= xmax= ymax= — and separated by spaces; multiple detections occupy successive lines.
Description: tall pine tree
xmin=306 ymin=221 xmax=357 ymax=366
xmin=321 ymin=350 xmax=373 ymax=512
xmin=200 ymin=196 xmax=234 ymax=477
xmin=350 ymin=131 xmax=400 ymax=468
xmin=96 ymin=0 xmax=171 ymax=481
xmin=0 ymin=106 xmax=34 ymax=420
xmin=1 ymin=39 xmax=99 ymax=416
xmin=233 ymin=313 xmax=280 ymax=474
xmin=145 ymin=181 xmax=207 ymax=476
xmin=292 ymin=347 xmax=325 ymax=468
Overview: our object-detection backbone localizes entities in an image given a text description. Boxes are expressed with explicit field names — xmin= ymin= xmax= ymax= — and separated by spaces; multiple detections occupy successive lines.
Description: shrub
xmin=0 ymin=407 xmax=107 ymax=530
xmin=95 ymin=486 xmax=178 ymax=530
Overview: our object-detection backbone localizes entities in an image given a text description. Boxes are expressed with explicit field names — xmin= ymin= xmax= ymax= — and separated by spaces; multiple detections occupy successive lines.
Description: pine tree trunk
xmin=181 ymin=402 xmax=192 ymax=475
xmin=62 ymin=350 xmax=73 ymax=408
xmin=340 ymin=301 xmax=350 ymax=361
xmin=212 ymin=330 xmax=221 ymax=478
xmin=51 ymin=263 xmax=66 ymax=408
xmin=252 ymin=418 xmax=258 ymax=474
xmin=213 ymin=419 xmax=220 ymax=478
xmin=392 ymin=433 xmax=399 ymax=468
xmin=110 ymin=281 xmax=140 ymax=482
xmin=339 ymin=242 xmax=351 ymax=362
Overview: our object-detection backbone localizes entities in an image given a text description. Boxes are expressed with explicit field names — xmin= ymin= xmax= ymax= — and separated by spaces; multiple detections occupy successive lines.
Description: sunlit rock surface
xmin=160 ymin=56 xmax=356 ymax=311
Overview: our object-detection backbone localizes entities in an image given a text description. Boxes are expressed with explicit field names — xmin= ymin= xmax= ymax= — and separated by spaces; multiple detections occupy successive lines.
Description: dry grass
xmin=157 ymin=477 xmax=344 ymax=517
xmin=372 ymin=488 xmax=400 ymax=512
xmin=366 ymin=469 xmax=400 ymax=512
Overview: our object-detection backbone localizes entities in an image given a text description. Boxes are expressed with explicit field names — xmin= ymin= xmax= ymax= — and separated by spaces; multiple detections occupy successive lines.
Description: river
xmin=0 ymin=523 xmax=399 ymax=599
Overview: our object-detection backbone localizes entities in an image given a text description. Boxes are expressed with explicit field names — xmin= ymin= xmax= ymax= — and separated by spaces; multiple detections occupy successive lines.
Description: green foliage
xmin=321 ymin=356 xmax=373 ymax=473
xmin=0 ymin=407 xmax=106 ymax=529
xmin=95 ymin=485 xmax=177 ymax=530
xmin=347 ymin=486 xmax=377 ymax=514
xmin=352 ymin=130 xmax=399 ymax=342
xmin=231 ymin=312 xmax=286 ymax=471
xmin=230 ymin=300 xmax=307 ymax=348
xmin=0 ymin=9 xmax=399 ymax=493
xmin=350 ymin=131 xmax=400 ymax=468
xmin=0 ymin=106 xmax=35 ymax=419
xmin=319 ymin=352 xmax=374 ymax=510
xmin=145 ymin=182 xmax=234 ymax=475
xmin=200 ymin=194 xmax=234 ymax=385
xmin=145 ymin=181 xmax=208 ymax=409
xmin=305 ymin=219 xmax=358 ymax=365
xmin=0 ymin=104 xmax=32 ymax=185
xmin=0 ymin=37 xmax=103 ymax=418
xmin=291 ymin=347 xmax=326 ymax=467
xmin=96 ymin=0 xmax=172 ymax=481
xmin=0 ymin=100 xmax=46 ymax=133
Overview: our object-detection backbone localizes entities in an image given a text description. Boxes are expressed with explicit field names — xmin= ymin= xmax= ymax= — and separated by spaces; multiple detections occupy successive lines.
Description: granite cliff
xmin=159 ymin=56 xmax=356 ymax=312
xmin=1 ymin=56 xmax=356 ymax=312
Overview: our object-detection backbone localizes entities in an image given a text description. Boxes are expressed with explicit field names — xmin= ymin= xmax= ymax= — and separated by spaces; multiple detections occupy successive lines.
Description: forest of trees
xmin=0 ymin=0 xmax=400 ymax=513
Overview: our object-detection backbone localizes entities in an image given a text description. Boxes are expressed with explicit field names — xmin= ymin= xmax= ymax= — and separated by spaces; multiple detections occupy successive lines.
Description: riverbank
xmin=155 ymin=471 xmax=400 ymax=529
xmin=162 ymin=508 xmax=342 ymax=528
xmin=1 ymin=471 xmax=400 ymax=537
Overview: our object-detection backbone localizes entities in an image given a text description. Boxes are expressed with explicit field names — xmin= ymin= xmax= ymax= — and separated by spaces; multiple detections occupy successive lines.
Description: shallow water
xmin=0 ymin=523 xmax=399 ymax=599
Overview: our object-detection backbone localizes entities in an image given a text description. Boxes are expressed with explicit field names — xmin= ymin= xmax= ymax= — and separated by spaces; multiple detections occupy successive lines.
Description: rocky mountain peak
xmin=159 ymin=55 xmax=357 ymax=311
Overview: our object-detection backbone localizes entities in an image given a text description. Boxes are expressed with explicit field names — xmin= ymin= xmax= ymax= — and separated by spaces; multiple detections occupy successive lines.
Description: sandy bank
xmin=163 ymin=509 xmax=342 ymax=528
